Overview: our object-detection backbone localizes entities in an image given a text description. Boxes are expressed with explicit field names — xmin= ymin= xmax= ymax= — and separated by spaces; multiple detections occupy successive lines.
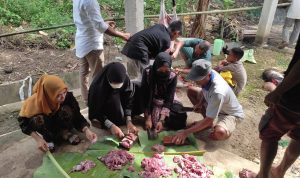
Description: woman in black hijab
xmin=88 ymin=62 xmax=138 ymax=138
xmin=141 ymin=52 xmax=187 ymax=133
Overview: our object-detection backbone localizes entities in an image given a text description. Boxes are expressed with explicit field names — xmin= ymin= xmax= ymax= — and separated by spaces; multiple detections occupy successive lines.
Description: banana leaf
xmin=34 ymin=131 xmax=227 ymax=178
xmin=137 ymin=130 xmax=199 ymax=152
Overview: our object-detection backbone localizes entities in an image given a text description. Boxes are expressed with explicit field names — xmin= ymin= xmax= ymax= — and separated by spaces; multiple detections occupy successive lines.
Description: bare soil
xmin=0 ymin=45 xmax=120 ymax=84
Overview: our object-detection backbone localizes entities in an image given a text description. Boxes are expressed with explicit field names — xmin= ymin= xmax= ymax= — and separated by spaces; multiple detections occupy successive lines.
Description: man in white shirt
xmin=172 ymin=59 xmax=244 ymax=144
xmin=279 ymin=0 xmax=300 ymax=49
xmin=73 ymin=0 xmax=130 ymax=104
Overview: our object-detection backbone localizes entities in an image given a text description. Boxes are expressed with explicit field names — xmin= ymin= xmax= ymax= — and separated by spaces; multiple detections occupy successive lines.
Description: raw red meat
xmin=127 ymin=165 xmax=135 ymax=172
xmin=151 ymin=144 xmax=165 ymax=153
xmin=98 ymin=150 xmax=135 ymax=170
xmin=173 ymin=154 xmax=213 ymax=178
xmin=120 ymin=133 xmax=138 ymax=149
xmin=139 ymin=153 xmax=173 ymax=178
xmin=69 ymin=160 xmax=96 ymax=173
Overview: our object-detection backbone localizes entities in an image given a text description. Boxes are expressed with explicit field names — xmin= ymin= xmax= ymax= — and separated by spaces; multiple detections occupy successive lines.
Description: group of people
xmin=18 ymin=0 xmax=248 ymax=151
xmin=17 ymin=0 xmax=300 ymax=178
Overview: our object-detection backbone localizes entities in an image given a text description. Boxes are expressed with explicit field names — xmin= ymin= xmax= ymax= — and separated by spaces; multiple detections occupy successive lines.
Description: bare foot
xmin=239 ymin=169 xmax=257 ymax=178
xmin=270 ymin=167 xmax=283 ymax=178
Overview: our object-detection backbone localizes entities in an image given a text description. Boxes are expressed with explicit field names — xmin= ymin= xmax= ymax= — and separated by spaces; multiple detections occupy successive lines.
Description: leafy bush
xmin=0 ymin=0 xmax=203 ymax=49
xmin=0 ymin=7 xmax=22 ymax=26
xmin=31 ymin=8 xmax=72 ymax=28
xmin=55 ymin=27 xmax=75 ymax=49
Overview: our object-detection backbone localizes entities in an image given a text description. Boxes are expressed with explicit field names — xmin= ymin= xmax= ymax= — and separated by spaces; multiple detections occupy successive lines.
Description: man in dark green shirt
xmin=172 ymin=38 xmax=211 ymax=67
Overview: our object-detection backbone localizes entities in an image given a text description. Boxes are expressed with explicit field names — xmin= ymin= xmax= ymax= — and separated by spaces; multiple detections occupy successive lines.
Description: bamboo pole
xmin=0 ymin=3 xmax=290 ymax=38
xmin=46 ymin=151 xmax=71 ymax=178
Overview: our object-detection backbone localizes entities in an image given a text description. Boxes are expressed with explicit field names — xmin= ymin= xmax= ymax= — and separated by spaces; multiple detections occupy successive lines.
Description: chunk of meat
xmin=139 ymin=153 xmax=173 ymax=178
xmin=151 ymin=144 xmax=165 ymax=153
xmin=70 ymin=160 xmax=96 ymax=173
xmin=163 ymin=135 xmax=190 ymax=146
xmin=127 ymin=165 xmax=135 ymax=172
xmin=173 ymin=154 xmax=213 ymax=178
xmin=120 ymin=133 xmax=138 ymax=149
xmin=98 ymin=150 xmax=135 ymax=170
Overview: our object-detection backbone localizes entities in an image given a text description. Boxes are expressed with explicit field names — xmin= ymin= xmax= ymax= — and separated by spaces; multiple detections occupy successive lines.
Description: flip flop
xmin=68 ymin=134 xmax=81 ymax=145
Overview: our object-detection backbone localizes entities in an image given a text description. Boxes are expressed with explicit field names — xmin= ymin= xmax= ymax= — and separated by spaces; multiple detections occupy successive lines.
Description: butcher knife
xmin=147 ymin=128 xmax=158 ymax=140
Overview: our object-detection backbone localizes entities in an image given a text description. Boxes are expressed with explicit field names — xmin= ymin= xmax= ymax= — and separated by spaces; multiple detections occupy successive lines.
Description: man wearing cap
xmin=172 ymin=59 xmax=244 ymax=144
xmin=172 ymin=38 xmax=211 ymax=73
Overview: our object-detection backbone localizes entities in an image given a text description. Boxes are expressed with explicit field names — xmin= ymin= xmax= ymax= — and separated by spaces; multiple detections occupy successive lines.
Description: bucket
xmin=213 ymin=39 xmax=225 ymax=56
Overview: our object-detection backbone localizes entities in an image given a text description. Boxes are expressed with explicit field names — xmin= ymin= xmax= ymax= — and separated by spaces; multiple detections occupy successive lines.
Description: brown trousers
xmin=79 ymin=50 xmax=104 ymax=104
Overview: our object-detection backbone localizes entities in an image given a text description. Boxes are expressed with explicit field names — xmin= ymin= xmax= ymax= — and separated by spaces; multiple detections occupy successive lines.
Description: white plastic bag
xmin=19 ymin=76 xmax=32 ymax=101
xmin=159 ymin=0 xmax=178 ymax=27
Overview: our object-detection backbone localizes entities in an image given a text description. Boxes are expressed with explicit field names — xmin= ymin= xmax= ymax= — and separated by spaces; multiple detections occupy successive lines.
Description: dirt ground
xmin=0 ymin=43 xmax=299 ymax=177
xmin=0 ymin=42 xmax=120 ymax=84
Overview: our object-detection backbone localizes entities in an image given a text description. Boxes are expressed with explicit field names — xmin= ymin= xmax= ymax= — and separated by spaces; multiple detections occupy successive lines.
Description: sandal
xmin=63 ymin=132 xmax=81 ymax=145
xmin=47 ymin=142 xmax=55 ymax=152
xmin=68 ymin=134 xmax=81 ymax=145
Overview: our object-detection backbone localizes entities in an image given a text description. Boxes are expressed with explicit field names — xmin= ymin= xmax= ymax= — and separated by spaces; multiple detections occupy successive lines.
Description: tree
xmin=190 ymin=0 xmax=210 ymax=38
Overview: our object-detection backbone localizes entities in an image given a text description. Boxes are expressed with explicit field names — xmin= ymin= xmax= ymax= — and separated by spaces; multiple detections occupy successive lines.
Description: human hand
xmin=106 ymin=21 xmax=116 ymax=28
xmin=155 ymin=121 xmax=164 ymax=133
xmin=145 ymin=117 xmax=152 ymax=130
xmin=110 ymin=125 xmax=125 ymax=138
xmin=127 ymin=122 xmax=139 ymax=134
xmin=171 ymin=131 xmax=188 ymax=145
xmin=171 ymin=51 xmax=179 ymax=60
xmin=85 ymin=128 xmax=97 ymax=143
xmin=220 ymin=59 xmax=229 ymax=66
xmin=122 ymin=33 xmax=131 ymax=41
xmin=36 ymin=137 xmax=49 ymax=152
xmin=174 ymin=67 xmax=185 ymax=74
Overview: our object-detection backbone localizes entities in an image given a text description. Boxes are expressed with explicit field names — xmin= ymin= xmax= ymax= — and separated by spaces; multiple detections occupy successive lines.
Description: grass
xmin=275 ymin=53 xmax=290 ymax=70
xmin=239 ymin=48 xmax=292 ymax=105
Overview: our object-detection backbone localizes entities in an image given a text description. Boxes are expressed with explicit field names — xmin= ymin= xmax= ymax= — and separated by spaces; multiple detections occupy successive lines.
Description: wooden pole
xmin=191 ymin=0 xmax=210 ymax=38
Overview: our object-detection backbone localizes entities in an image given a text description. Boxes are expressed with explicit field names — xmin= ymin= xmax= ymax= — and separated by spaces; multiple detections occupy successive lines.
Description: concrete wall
xmin=0 ymin=59 xmax=131 ymax=106
xmin=0 ymin=71 xmax=80 ymax=106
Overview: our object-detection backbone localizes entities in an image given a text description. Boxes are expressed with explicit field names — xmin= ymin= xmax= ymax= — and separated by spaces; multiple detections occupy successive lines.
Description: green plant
xmin=31 ymin=8 xmax=72 ymax=28
xmin=0 ymin=7 xmax=22 ymax=26
xmin=0 ymin=0 xmax=199 ymax=49
xmin=220 ymin=0 xmax=235 ymax=38
xmin=54 ymin=27 xmax=75 ymax=49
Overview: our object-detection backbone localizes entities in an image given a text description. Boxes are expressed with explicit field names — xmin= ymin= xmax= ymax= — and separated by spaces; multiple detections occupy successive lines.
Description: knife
xmin=147 ymin=128 xmax=158 ymax=140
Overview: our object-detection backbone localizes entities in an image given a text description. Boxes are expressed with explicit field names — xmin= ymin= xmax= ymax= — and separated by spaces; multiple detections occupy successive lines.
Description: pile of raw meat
xmin=98 ymin=150 xmax=135 ymax=170
xmin=140 ymin=153 xmax=173 ymax=178
xmin=69 ymin=160 xmax=96 ymax=173
xmin=173 ymin=154 xmax=213 ymax=178
xmin=119 ymin=133 xmax=138 ymax=149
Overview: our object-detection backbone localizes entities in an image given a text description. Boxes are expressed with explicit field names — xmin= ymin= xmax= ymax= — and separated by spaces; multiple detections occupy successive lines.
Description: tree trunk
xmin=190 ymin=0 xmax=210 ymax=38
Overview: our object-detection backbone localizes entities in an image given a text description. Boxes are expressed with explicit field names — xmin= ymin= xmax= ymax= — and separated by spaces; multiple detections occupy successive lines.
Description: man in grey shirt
xmin=172 ymin=59 xmax=244 ymax=144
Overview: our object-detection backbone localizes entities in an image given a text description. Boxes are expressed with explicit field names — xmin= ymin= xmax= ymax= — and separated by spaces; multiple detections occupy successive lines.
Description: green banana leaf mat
xmin=34 ymin=130 xmax=236 ymax=178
